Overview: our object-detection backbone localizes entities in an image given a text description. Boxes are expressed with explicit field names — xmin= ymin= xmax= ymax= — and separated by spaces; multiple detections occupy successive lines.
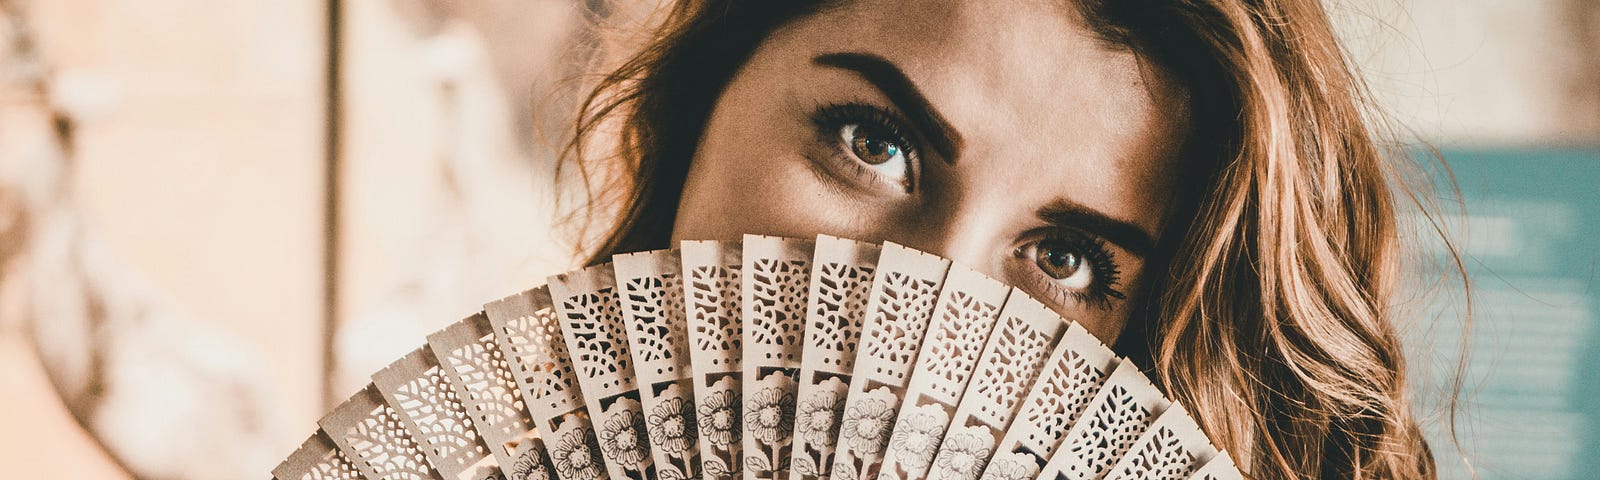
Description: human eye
xmin=1010 ymin=230 xmax=1126 ymax=311
xmin=810 ymin=102 xmax=920 ymax=193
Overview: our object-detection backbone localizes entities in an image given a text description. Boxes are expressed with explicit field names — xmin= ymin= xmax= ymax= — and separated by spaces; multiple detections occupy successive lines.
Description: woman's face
xmin=671 ymin=1 xmax=1190 ymax=344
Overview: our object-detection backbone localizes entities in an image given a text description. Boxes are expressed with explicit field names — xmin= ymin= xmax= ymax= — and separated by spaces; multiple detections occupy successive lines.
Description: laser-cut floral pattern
xmin=699 ymin=388 xmax=743 ymax=448
xmin=795 ymin=390 xmax=845 ymax=446
xmin=934 ymin=432 xmax=992 ymax=480
xmin=745 ymin=386 xmax=797 ymax=444
xmin=509 ymin=442 xmax=555 ymax=480
xmin=887 ymin=410 xmax=945 ymax=471
xmin=839 ymin=398 xmax=896 ymax=457
xmin=549 ymin=426 xmax=604 ymax=480
xmin=648 ymin=397 xmax=698 ymax=455
xmin=599 ymin=408 xmax=650 ymax=467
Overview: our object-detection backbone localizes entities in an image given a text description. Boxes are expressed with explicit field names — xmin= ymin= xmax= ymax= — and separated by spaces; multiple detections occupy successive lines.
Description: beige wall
xmin=18 ymin=0 xmax=326 ymax=469
xmin=1337 ymin=0 xmax=1600 ymax=144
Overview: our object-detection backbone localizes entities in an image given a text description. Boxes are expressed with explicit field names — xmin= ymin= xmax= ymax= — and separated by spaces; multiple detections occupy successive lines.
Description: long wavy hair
xmin=557 ymin=1 xmax=1455 ymax=478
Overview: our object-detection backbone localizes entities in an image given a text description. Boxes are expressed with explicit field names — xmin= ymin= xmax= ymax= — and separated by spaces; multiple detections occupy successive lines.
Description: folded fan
xmin=273 ymin=235 xmax=1243 ymax=480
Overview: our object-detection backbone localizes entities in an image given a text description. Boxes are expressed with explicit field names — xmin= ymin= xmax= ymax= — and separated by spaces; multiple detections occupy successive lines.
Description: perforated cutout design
xmin=622 ymin=274 xmax=687 ymax=371
xmin=559 ymin=287 xmax=636 ymax=393
xmin=965 ymin=314 xmax=1054 ymax=424
xmin=321 ymin=387 xmax=436 ymax=480
xmin=858 ymin=272 xmax=940 ymax=382
xmin=432 ymin=315 xmax=534 ymax=468
xmin=1021 ymin=350 xmax=1105 ymax=449
xmin=919 ymin=291 xmax=1000 ymax=401
xmin=616 ymin=250 xmax=702 ymax=480
xmin=688 ymin=265 xmax=743 ymax=366
xmin=807 ymin=262 xmax=875 ymax=371
xmin=489 ymin=297 xmax=580 ymax=415
xmin=347 ymin=403 xmax=435 ymax=479
xmin=747 ymin=258 xmax=811 ymax=363
xmin=1103 ymin=425 xmax=1193 ymax=480
xmin=1057 ymin=384 xmax=1153 ymax=480
xmin=377 ymin=349 xmax=496 ymax=479
xmin=792 ymin=237 xmax=880 ymax=480
xmin=989 ymin=333 xmax=1118 ymax=480
xmin=273 ymin=432 xmax=364 ymax=480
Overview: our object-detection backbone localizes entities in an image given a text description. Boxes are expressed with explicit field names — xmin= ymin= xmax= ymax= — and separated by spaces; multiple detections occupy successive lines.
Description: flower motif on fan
xmin=509 ymin=445 xmax=552 ymax=480
xmin=699 ymin=389 xmax=743 ymax=448
xmin=934 ymin=432 xmax=992 ymax=480
xmin=795 ymin=391 xmax=845 ymax=445
xmin=840 ymin=398 xmax=896 ymax=456
xmin=648 ymin=396 xmax=699 ymax=454
xmin=600 ymin=409 xmax=651 ymax=466
xmin=745 ymin=387 xmax=796 ymax=443
xmin=888 ymin=411 xmax=944 ymax=470
xmin=979 ymin=457 xmax=1034 ymax=480
xmin=550 ymin=427 xmax=603 ymax=480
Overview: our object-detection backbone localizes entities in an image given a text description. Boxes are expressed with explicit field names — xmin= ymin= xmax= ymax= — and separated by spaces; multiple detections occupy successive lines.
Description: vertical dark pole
xmin=321 ymin=0 xmax=343 ymax=410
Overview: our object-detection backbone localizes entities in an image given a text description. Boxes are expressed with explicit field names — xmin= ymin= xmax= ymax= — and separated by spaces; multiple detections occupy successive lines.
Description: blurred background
xmin=0 ymin=0 xmax=1594 ymax=478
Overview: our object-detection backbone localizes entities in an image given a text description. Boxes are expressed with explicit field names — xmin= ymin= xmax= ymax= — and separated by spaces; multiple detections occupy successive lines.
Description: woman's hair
xmin=559 ymin=1 xmax=1449 ymax=478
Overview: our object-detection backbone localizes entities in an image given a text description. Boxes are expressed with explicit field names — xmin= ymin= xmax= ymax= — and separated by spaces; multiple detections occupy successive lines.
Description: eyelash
xmin=810 ymin=102 xmax=1125 ymax=312
xmin=810 ymin=102 xmax=921 ymax=190
xmin=1016 ymin=230 xmax=1126 ymax=311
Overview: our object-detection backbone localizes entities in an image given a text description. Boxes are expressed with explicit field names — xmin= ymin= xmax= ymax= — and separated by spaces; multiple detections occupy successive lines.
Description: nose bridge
xmin=902 ymin=188 xmax=1009 ymax=277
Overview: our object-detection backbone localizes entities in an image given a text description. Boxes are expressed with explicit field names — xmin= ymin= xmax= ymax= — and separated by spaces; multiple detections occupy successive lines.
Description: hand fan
xmin=273 ymin=234 xmax=1244 ymax=480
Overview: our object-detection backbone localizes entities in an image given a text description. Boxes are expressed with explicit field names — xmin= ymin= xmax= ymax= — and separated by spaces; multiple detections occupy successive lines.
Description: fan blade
xmin=1099 ymin=403 xmax=1219 ymax=480
xmin=980 ymin=323 xmax=1118 ymax=480
xmin=274 ymin=430 xmax=366 ymax=480
xmin=1037 ymin=361 xmax=1169 ymax=480
xmin=832 ymin=242 xmax=951 ymax=480
xmin=615 ymin=248 xmax=702 ymax=480
xmin=790 ymin=235 xmax=881 ymax=480
xmin=484 ymin=287 xmax=601 ymax=480
xmin=319 ymin=384 xmax=442 ymax=479
xmin=682 ymin=239 xmax=746 ymax=479
xmin=878 ymin=265 xmax=1013 ymax=480
xmin=548 ymin=264 xmax=655 ymax=480
xmin=426 ymin=313 xmax=539 ymax=476
xmin=739 ymin=235 xmax=816 ymax=479
xmin=1181 ymin=450 xmax=1243 ymax=480
xmin=372 ymin=345 xmax=503 ymax=479
xmin=921 ymin=292 xmax=1071 ymax=480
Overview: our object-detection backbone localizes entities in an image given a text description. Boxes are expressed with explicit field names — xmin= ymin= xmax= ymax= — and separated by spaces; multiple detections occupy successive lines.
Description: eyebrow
xmin=812 ymin=52 xmax=964 ymax=163
xmin=1037 ymin=199 xmax=1157 ymax=258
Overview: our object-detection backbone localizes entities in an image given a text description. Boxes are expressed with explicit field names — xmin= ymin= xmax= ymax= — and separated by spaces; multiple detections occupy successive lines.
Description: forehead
xmin=765 ymin=0 xmax=1190 ymax=233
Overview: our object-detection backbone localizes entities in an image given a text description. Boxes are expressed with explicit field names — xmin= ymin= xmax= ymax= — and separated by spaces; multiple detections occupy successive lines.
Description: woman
xmin=562 ymin=1 xmax=1439 ymax=478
